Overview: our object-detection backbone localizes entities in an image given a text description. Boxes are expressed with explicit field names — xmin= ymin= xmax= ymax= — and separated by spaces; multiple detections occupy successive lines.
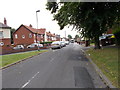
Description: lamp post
xmin=36 ymin=10 xmax=40 ymax=51
xmin=64 ymin=30 xmax=66 ymax=41
xmin=36 ymin=10 xmax=40 ymax=29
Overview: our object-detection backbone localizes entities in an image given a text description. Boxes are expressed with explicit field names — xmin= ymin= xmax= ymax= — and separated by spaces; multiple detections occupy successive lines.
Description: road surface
xmin=2 ymin=43 xmax=107 ymax=88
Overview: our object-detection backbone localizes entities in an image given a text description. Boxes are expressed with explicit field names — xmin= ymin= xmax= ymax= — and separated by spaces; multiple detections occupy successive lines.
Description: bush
xmin=114 ymin=31 xmax=120 ymax=46
xmin=90 ymin=39 xmax=95 ymax=43
xmin=40 ymin=41 xmax=53 ymax=44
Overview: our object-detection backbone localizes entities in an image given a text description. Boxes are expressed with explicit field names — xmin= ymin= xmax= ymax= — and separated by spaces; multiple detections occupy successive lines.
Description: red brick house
xmin=46 ymin=31 xmax=52 ymax=41
xmin=51 ymin=33 xmax=56 ymax=41
xmin=13 ymin=24 xmax=46 ymax=47
xmin=45 ymin=31 xmax=60 ymax=41
xmin=0 ymin=18 xmax=11 ymax=50
xmin=55 ymin=34 xmax=61 ymax=41
xmin=106 ymin=29 xmax=113 ymax=34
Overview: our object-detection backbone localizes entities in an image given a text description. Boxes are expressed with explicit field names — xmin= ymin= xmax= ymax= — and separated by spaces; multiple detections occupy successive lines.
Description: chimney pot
xmin=4 ymin=18 xmax=7 ymax=25
xmin=29 ymin=24 xmax=32 ymax=27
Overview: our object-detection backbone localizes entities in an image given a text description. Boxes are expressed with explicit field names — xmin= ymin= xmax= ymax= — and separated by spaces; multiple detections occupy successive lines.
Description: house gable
xmin=13 ymin=25 xmax=35 ymax=45
xmin=13 ymin=24 xmax=34 ymax=35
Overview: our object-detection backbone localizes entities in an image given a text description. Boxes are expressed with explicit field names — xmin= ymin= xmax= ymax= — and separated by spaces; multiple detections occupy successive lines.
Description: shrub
xmin=40 ymin=41 xmax=53 ymax=44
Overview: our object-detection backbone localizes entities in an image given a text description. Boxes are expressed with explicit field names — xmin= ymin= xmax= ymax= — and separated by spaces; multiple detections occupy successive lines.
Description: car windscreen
xmin=52 ymin=42 xmax=60 ymax=44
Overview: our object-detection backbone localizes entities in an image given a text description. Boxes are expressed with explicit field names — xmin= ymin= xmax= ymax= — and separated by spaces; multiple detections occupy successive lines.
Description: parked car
xmin=65 ymin=41 xmax=69 ymax=45
xmin=27 ymin=43 xmax=43 ymax=48
xmin=99 ymin=34 xmax=115 ymax=46
xmin=60 ymin=41 xmax=66 ymax=47
xmin=50 ymin=41 xmax=62 ymax=49
xmin=13 ymin=45 xmax=24 ymax=50
xmin=99 ymin=34 xmax=113 ymax=40
xmin=70 ymin=39 xmax=75 ymax=43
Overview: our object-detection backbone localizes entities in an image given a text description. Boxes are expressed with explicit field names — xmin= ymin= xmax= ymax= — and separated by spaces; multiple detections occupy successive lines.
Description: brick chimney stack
xmin=4 ymin=17 xmax=7 ymax=25
xmin=29 ymin=24 xmax=32 ymax=27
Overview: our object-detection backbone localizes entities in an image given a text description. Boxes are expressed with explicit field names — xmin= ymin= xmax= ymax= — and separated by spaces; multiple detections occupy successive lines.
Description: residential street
xmin=2 ymin=43 xmax=107 ymax=88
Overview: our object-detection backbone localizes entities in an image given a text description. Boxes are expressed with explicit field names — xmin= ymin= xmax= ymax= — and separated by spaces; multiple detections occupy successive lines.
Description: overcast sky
xmin=0 ymin=0 xmax=78 ymax=38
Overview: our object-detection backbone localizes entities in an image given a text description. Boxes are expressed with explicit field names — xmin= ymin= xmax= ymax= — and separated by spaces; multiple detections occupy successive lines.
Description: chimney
xmin=29 ymin=24 xmax=32 ymax=27
xmin=4 ymin=18 xmax=7 ymax=25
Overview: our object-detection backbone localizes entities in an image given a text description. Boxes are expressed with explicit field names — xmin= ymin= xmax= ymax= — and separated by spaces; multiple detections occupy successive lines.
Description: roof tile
xmin=24 ymin=25 xmax=46 ymax=34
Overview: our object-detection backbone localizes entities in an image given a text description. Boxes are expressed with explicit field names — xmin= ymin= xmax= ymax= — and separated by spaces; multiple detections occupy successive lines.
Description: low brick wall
xmin=0 ymin=47 xmax=48 ymax=55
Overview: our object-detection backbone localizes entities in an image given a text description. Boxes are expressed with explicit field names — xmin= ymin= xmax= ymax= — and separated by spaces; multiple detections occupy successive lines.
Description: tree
xmin=112 ymin=21 xmax=120 ymax=46
xmin=74 ymin=34 xmax=79 ymax=41
xmin=10 ymin=28 xmax=16 ymax=44
xmin=68 ymin=34 xmax=72 ymax=39
xmin=46 ymin=2 xmax=120 ymax=49
xmin=75 ymin=35 xmax=79 ymax=39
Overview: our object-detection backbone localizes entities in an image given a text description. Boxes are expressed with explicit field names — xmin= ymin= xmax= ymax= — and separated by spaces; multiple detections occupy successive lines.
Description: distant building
xmin=13 ymin=24 xmax=46 ymax=47
xmin=51 ymin=33 xmax=56 ymax=41
xmin=55 ymin=34 xmax=61 ymax=41
xmin=45 ymin=31 xmax=60 ymax=42
xmin=0 ymin=18 xmax=11 ymax=49
xmin=106 ymin=29 xmax=113 ymax=34
xmin=46 ymin=31 xmax=52 ymax=41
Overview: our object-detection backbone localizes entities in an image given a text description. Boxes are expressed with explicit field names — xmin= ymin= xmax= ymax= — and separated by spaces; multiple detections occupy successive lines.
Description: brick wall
xmin=0 ymin=38 xmax=11 ymax=50
xmin=0 ymin=46 xmax=48 ymax=55
xmin=0 ymin=38 xmax=11 ymax=45
xmin=107 ymin=29 xmax=113 ymax=34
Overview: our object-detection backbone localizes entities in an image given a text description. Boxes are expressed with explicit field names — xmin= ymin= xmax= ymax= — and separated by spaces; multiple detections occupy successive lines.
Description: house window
xmin=15 ymin=34 xmax=18 ymax=39
xmin=29 ymin=33 xmax=32 ymax=38
xmin=41 ymin=35 xmax=43 ymax=38
xmin=0 ymin=31 xmax=3 ymax=38
xmin=38 ymin=34 xmax=41 ymax=37
xmin=22 ymin=35 xmax=25 ymax=39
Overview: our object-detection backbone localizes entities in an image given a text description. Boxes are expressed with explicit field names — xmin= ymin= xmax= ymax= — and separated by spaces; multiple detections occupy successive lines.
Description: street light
xmin=36 ymin=10 xmax=40 ymax=51
xmin=36 ymin=10 xmax=40 ymax=29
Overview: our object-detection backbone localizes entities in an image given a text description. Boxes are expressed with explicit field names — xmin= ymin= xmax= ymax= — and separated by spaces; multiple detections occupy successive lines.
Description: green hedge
xmin=114 ymin=31 xmax=120 ymax=46
xmin=40 ymin=41 xmax=53 ymax=44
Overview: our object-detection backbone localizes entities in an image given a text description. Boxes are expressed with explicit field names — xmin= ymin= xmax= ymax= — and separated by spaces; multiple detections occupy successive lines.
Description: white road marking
xmin=21 ymin=72 xmax=39 ymax=88
xmin=21 ymin=81 xmax=30 ymax=88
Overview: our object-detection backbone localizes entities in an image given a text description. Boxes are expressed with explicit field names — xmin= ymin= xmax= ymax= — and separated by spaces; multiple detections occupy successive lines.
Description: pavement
xmin=2 ymin=43 xmax=107 ymax=88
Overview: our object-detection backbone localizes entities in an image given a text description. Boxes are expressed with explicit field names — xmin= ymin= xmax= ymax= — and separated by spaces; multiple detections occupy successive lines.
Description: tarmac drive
xmin=2 ymin=43 xmax=107 ymax=88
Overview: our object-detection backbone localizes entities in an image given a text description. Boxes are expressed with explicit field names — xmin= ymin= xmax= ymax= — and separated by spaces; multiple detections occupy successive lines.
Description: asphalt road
xmin=2 ymin=43 xmax=107 ymax=88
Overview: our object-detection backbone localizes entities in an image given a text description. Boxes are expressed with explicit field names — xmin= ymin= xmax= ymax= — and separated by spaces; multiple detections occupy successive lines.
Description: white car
xmin=27 ymin=43 xmax=43 ymax=48
xmin=65 ymin=41 xmax=69 ymax=45
xmin=50 ymin=41 xmax=62 ymax=49
xmin=13 ymin=45 xmax=24 ymax=49
xmin=60 ymin=41 xmax=66 ymax=47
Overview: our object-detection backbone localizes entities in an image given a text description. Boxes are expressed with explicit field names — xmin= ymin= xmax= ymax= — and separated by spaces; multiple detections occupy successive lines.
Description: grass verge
xmin=86 ymin=46 xmax=119 ymax=88
xmin=0 ymin=50 xmax=48 ymax=68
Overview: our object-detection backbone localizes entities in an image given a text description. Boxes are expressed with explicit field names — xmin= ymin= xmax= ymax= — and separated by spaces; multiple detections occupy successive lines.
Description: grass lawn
xmin=86 ymin=46 xmax=119 ymax=88
xmin=0 ymin=50 xmax=48 ymax=68
xmin=90 ymin=43 xmax=94 ymax=46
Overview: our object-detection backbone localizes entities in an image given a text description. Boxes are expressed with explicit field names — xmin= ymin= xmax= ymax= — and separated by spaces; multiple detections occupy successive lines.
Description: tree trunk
xmin=94 ymin=36 xmax=101 ymax=49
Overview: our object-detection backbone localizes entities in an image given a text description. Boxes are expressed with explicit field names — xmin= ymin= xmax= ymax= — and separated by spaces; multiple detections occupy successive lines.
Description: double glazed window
xmin=0 ymin=31 xmax=3 ymax=38
xmin=15 ymin=34 xmax=18 ymax=39
xmin=29 ymin=33 xmax=32 ymax=38
xmin=22 ymin=35 xmax=25 ymax=39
